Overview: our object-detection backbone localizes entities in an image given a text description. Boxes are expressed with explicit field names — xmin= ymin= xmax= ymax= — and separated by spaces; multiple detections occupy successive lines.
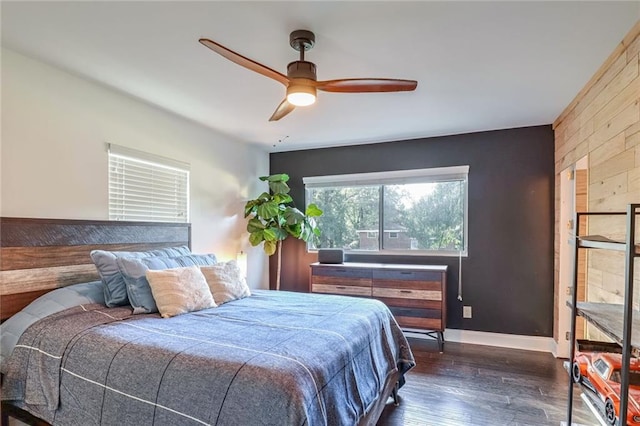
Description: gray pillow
xmin=90 ymin=246 xmax=191 ymax=307
xmin=117 ymin=254 xmax=217 ymax=314
xmin=0 ymin=281 xmax=105 ymax=372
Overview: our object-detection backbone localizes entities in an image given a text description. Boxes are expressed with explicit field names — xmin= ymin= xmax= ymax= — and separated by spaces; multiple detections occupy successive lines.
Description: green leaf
xmin=283 ymin=207 xmax=304 ymax=225
xmin=244 ymin=201 xmax=257 ymax=217
xmin=285 ymin=223 xmax=302 ymax=238
xmin=264 ymin=174 xmax=289 ymax=183
xmin=249 ymin=231 xmax=264 ymax=246
xmin=263 ymin=228 xmax=278 ymax=241
xmin=269 ymin=180 xmax=290 ymax=195
xmin=257 ymin=201 xmax=280 ymax=219
xmin=263 ymin=240 xmax=277 ymax=256
xmin=305 ymin=203 xmax=323 ymax=217
xmin=300 ymin=224 xmax=313 ymax=242
xmin=277 ymin=228 xmax=289 ymax=239
xmin=247 ymin=218 xmax=266 ymax=233
xmin=273 ymin=193 xmax=293 ymax=205
xmin=257 ymin=192 xmax=271 ymax=202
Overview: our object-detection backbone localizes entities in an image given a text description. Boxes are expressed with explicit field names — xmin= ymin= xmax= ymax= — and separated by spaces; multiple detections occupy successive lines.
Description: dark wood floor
xmin=378 ymin=337 xmax=596 ymax=426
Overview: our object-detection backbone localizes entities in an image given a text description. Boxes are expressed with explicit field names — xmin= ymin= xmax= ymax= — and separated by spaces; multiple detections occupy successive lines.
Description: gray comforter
xmin=2 ymin=290 xmax=415 ymax=425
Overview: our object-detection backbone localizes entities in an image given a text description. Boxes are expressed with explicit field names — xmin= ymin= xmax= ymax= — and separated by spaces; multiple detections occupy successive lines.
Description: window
xmin=594 ymin=359 xmax=610 ymax=379
xmin=304 ymin=166 xmax=468 ymax=255
xmin=108 ymin=144 xmax=190 ymax=222
xmin=630 ymin=371 xmax=640 ymax=386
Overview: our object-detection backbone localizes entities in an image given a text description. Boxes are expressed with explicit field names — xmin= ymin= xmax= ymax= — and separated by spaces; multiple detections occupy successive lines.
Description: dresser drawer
xmin=312 ymin=266 xmax=372 ymax=279
xmin=312 ymin=284 xmax=371 ymax=297
xmin=389 ymin=305 xmax=441 ymax=319
xmin=389 ymin=305 xmax=443 ymax=330
xmin=372 ymin=287 xmax=441 ymax=301
xmin=395 ymin=316 xmax=443 ymax=331
xmin=311 ymin=274 xmax=372 ymax=287
xmin=373 ymin=269 xmax=442 ymax=282
xmin=372 ymin=279 xmax=442 ymax=291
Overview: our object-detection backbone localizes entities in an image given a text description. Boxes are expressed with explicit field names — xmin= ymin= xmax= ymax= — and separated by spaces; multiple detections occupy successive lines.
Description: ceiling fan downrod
xmin=287 ymin=30 xmax=317 ymax=81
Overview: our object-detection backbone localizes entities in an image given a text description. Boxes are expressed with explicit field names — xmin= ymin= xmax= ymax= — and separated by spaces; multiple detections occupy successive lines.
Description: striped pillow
xmin=145 ymin=266 xmax=216 ymax=318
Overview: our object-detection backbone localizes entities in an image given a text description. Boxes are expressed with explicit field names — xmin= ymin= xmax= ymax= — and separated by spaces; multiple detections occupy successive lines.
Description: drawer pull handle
xmin=400 ymin=272 xmax=413 ymax=275
xmin=336 ymin=286 xmax=346 ymax=290
xmin=400 ymin=290 xmax=412 ymax=294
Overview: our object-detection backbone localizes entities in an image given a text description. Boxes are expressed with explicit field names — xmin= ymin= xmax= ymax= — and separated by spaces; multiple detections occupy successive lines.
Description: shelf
xmin=574 ymin=302 xmax=640 ymax=357
xmin=567 ymin=206 xmax=640 ymax=426
xmin=578 ymin=235 xmax=640 ymax=254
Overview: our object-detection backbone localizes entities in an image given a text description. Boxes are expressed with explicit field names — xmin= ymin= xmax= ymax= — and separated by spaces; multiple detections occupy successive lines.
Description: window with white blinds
xmin=108 ymin=144 xmax=190 ymax=223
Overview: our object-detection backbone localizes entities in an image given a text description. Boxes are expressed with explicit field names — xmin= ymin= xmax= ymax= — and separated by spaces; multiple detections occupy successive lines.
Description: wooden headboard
xmin=0 ymin=217 xmax=191 ymax=320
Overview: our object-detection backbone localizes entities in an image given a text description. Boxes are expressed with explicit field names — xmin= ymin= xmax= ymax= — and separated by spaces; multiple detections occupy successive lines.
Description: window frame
xmin=108 ymin=144 xmax=190 ymax=223
xmin=594 ymin=358 xmax=610 ymax=379
xmin=304 ymin=166 xmax=469 ymax=257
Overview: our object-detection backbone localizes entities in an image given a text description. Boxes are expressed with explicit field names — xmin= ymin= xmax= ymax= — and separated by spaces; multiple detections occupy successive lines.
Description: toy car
xmin=573 ymin=350 xmax=640 ymax=425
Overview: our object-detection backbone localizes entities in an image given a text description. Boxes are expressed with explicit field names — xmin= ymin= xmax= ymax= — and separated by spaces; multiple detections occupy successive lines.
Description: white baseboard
xmin=403 ymin=328 xmax=556 ymax=353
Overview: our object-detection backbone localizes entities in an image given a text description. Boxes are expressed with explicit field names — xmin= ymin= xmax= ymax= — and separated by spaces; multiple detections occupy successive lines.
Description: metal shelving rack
xmin=567 ymin=203 xmax=640 ymax=426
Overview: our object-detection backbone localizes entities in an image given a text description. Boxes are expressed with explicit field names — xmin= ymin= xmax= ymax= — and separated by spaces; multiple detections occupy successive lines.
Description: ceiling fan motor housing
xmin=287 ymin=61 xmax=317 ymax=81
xmin=286 ymin=61 xmax=318 ymax=105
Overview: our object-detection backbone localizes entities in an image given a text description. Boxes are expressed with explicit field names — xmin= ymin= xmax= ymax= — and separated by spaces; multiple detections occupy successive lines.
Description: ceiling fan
xmin=199 ymin=30 xmax=418 ymax=121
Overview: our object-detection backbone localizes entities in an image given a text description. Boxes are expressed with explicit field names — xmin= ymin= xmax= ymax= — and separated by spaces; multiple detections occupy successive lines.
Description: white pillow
xmin=200 ymin=260 xmax=251 ymax=305
xmin=145 ymin=266 xmax=216 ymax=318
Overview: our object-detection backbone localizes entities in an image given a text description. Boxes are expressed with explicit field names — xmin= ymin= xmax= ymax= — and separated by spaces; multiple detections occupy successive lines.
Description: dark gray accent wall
xmin=270 ymin=125 xmax=554 ymax=336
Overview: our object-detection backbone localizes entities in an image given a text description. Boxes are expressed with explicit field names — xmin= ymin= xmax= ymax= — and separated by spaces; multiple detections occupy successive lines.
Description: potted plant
xmin=244 ymin=174 xmax=322 ymax=290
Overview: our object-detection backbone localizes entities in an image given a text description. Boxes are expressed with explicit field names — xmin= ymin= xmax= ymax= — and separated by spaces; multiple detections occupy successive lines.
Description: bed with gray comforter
xmin=2 ymin=290 xmax=415 ymax=425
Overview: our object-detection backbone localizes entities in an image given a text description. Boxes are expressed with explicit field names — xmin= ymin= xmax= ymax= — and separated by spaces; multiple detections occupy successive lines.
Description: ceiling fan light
xmin=286 ymin=84 xmax=317 ymax=107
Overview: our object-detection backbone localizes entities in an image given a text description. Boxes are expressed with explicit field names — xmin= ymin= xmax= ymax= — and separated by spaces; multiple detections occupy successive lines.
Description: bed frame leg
xmin=1 ymin=403 xmax=9 ymax=426
xmin=392 ymin=382 xmax=400 ymax=406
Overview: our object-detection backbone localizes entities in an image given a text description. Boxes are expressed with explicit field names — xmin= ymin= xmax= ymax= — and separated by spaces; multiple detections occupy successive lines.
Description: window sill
xmin=308 ymin=249 xmax=468 ymax=258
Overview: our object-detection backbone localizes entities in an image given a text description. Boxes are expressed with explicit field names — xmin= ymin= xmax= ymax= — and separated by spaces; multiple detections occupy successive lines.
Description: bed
xmin=0 ymin=218 xmax=415 ymax=426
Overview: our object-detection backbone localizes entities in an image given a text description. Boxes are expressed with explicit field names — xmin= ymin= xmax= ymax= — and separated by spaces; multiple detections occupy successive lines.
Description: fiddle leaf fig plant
xmin=244 ymin=174 xmax=322 ymax=290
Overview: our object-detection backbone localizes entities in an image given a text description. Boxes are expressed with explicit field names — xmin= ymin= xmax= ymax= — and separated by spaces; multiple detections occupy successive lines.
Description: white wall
xmin=1 ymin=48 xmax=269 ymax=289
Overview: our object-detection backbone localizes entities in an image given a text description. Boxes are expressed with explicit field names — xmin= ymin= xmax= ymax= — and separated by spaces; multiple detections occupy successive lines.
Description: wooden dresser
xmin=310 ymin=262 xmax=448 ymax=351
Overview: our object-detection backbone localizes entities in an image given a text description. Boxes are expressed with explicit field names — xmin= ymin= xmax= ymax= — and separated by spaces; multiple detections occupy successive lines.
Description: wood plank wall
xmin=553 ymin=21 xmax=640 ymax=343
xmin=0 ymin=218 xmax=191 ymax=320
xmin=576 ymin=169 xmax=588 ymax=339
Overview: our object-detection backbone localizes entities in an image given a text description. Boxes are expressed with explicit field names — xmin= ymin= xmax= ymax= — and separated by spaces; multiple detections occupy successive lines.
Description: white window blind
xmin=108 ymin=144 xmax=190 ymax=223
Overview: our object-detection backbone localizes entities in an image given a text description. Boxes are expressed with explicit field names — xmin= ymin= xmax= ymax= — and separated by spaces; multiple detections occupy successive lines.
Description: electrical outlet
xmin=463 ymin=306 xmax=472 ymax=318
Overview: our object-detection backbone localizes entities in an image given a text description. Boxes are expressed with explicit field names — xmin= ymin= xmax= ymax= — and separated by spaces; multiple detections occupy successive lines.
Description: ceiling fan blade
xmin=199 ymin=38 xmax=289 ymax=86
xmin=316 ymin=78 xmax=417 ymax=93
xmin=269 ymin=99 xmax=296 ymax=122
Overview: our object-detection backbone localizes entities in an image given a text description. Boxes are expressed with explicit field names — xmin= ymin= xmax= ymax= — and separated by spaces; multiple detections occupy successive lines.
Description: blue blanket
xmin=2 ymin=290 xmax=415 ymax=425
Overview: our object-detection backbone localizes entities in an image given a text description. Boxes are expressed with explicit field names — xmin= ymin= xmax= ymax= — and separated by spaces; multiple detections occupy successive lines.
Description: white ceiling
xmin=2 ymin=2 xmax=639 ymax=152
